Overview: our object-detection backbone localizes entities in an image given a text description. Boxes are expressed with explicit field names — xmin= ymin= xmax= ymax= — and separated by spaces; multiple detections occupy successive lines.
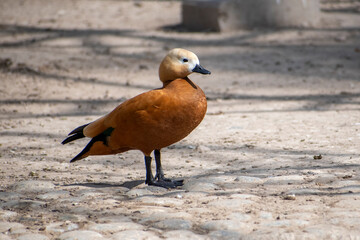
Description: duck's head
xmin=159 ymin=48 xmax=211 ymax=83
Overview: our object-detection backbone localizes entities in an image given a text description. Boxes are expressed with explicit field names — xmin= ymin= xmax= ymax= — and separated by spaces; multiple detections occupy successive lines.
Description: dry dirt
xmin=1 ymin=1 xmax=360 ymax=239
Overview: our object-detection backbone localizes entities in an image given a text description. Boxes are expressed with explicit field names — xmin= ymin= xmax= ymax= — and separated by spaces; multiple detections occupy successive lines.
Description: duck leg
xmin=143 ymin=151 xmax=183 ymax=189
xmin=154 ymin=149 xmax=168 ymax=181
xmin=154 ymin=149 xmax=183 ymax=187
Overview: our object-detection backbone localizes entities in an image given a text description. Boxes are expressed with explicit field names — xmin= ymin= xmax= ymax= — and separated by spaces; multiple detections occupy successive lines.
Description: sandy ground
xmin=0 ymin=0 xmax=360 ymax=239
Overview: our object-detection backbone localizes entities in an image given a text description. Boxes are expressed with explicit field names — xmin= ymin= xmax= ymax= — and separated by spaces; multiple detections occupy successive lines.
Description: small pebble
xmin=282 ymin=194 xmax=296 ymax=200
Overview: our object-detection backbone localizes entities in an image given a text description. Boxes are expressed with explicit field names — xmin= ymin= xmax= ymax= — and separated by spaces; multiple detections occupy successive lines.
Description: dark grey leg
xmin=143 ymin=151 xmax=183 ymax=189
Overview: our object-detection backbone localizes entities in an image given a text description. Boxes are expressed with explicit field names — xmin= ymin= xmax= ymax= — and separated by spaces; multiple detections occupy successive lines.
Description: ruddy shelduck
xmin=62 ymin=48 xmax=211 ymax=188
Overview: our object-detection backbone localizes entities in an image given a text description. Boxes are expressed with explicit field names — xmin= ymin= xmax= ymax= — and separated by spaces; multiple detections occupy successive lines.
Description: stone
xmin=228 ymin=212 xmax=252 ymax=222
xmin=196 ymin=145 xmax=211 ymax=153
xmin=139 ymin=211 xmax=192 ymax=225
xmin=17 ymin=233 xmax=49 ymax=240
xmin=88 ymin=222 xmax=143 ymax=233
xmin=163 ymin=230 xmax=207 ymax=240
xmin=0 ymin=192 xmax=23 ymax=201
xmin=208 ymin=230 xmax=242 ymax=240
xmin=153 ymin=218 xmax=192 ymax=230
xmin=234 ymin=176 xmax=264 ymax=184
xmin=0 ymin=210 xmax=17 ymax=220
xmin=334 ymin=199 xmax=360 ymax=209
xmin=201 ymin=220 xmax=252 ymax=233
xmin=111 ymin=230 xmax=160 ymax=240
xmin=97 ymin=215 xmax=132 ymax=223
xmin=76 ymin=189 xmax=107 ymax=198
xmin=0 ymin=233 xmax=12 ymax=240
xmin=261 ymin=219 xmax=309 ymax=228
xmin=208 ymin=198 xmax=254 ymax=209
xmin=313 ymin=174 xmax=337 ymax=184
xmin=183 ymin=180 xmax=219 ymax=192
xmin=37 ymin=191 xmax=70 ymax=200
xmin=11 ymin=180 xmax=55 ymax=193
xmin=286 ymin=188 xmax=321 ymax=196
xmin=58 ymin=230 xmax=104 ymax=240
xmin=0 ymin=221 xmax=26 ymax=233
xmin=204 ymin=175 xmax=237 ymax=185
xmin=258 ymin=211 xmax=273 ymax=220
xmin=264 ymin=175 xmax=304 ymax=185
xmin=126 ymin=189 xmax=153 ymax=198
xmin=303 ymin=224 xmax=352 ymax=239
xmin=45 ymin=222 xmax=79 ymax=234
xmin=134 ymin=196 xmax=184 ymax=207
xmin=0 ymin=200 xmax=47 ymax=210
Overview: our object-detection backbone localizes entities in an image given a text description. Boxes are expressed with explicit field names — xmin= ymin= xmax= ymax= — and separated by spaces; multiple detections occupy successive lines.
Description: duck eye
xmin=182 ymin=58 xmax=188 ymax=63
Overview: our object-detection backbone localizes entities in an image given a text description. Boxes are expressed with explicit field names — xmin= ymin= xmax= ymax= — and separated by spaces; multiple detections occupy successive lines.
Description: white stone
xmin=88 ymin=222 xmax=143 ymax=233
xmin=17 ymin=233 xmax=49 ymax=240
xmin=196 ymin=145 xmax=211 ymax=153
xmin=183 ymin=180 xmax=219 ymax=192
xmin=45 ymin=222 xmax=79 ymax=234
xmin=261 ymin=219 xmax=309 ymax=228
xmin=1 ymin=200 xmax=46 ymax=210
xmin=258 ymin=211 xmax=273 ymax=220
xmin=264 ymin=175 xmax=304 ymax=185
xmin=11 ymin=180 xmax=55 ymax=193
xmin=228 ymin=212 xmax=252 ymax=222
xmin=153 ymin=219 xmax=192 ymax=230
xmin=234 ymin=176 xmax=265 ymax=184
xmin=58 ymin=230 xmax=105 ymax=240
xmin=126 ymin=189 xmax=153 ymax=198
xmin=0 ymin=210 xmax=17 ymax=220
xmin=111 ymin=230 xmax=160 ymax=240
xmin=208 ymin=230 xmax=242 ymax=240
xmin=134 ymin=196 xmax=184 ymax=207
xmin=37 ymin=191 xmax=70 ymax=200
xmin=0 ymin=221 xmax=26 ymax=233
xmin=0 ymin=192 xmax=22 ymax=201
xmin=208 ymin=198 xmax=254 ymax=209
xmin=201 ymin=220 xmax=252 ymax=233
xmin=163 ymin=230 xmax=207 ymax=240
xmin=0 ymin=233 xmax=12 ymax=240
xmin=140 ymin=211 xmax=192 ymax=225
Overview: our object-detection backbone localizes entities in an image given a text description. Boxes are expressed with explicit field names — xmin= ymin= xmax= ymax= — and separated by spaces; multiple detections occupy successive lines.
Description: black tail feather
xmin=62 ymin=133 xmax=85 ymax=145
xmin=69 ymin=127 xmax=115 ymax=163
xmin=68 ymin=123 xmax=89 ymax=136
xmin=62 ymin=123 xmax=89 ymax=145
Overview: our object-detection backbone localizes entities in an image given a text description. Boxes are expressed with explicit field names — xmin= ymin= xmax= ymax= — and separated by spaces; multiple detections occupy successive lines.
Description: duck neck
xmin=162 ymin=77 xmax=197 ymax=90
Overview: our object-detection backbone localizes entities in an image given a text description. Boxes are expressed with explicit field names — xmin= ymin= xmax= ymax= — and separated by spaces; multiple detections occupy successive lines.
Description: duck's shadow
xmin=64 ymin=180 xmax=144 ymax=189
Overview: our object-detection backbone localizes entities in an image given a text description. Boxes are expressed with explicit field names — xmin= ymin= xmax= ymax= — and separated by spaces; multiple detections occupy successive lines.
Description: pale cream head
xmin=159 ymin=48 xmax=210 ymax=83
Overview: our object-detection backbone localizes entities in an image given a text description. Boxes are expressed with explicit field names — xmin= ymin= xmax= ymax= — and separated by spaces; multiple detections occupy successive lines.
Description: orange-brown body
xmin=81 ymin=77 xmax=206 ymax=158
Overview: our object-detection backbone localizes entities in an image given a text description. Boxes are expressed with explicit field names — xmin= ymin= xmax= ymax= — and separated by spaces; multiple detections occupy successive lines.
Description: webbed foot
xmin=147 ymin=178 xmax=183 ymax=189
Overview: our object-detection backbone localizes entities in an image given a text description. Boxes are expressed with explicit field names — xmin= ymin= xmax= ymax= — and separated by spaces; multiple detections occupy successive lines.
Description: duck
xmin=62 ymin=48 xmax=211 ymax=188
